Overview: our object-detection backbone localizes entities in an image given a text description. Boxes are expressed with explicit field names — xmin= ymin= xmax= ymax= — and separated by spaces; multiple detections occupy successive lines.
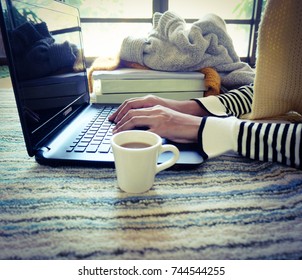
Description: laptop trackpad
xmin=158 ymin=139 xmax=204 ymax=167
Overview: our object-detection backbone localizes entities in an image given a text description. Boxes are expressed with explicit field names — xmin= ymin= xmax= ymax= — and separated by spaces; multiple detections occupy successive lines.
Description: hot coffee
xmin=111 ymin=130 xmax=179 ymax=193
xmin=121 ymin=142 xmax=151 ymax=149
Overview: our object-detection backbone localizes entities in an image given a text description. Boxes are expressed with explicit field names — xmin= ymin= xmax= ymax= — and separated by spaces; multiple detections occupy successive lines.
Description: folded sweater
xmin=120 ymin=12 xmax=255 ymax=89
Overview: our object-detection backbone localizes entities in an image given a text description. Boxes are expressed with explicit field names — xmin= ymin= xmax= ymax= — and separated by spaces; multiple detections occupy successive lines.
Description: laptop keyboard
xmin=66 ymin=106 xmax=117 ymax=154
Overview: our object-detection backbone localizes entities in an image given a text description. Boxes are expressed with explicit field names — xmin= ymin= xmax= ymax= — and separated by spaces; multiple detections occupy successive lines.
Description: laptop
xmin=0 ymin=0 xmax=204 ymax=168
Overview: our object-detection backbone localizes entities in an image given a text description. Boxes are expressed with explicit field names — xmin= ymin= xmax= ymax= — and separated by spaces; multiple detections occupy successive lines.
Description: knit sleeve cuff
xmin=155 ymin=11 xmax=185 ymax=36
xmin=120 ymin=37 xmax=147 ymax=66
xmin=152 ymin=12 xmax=163 ymax=28
xmin=193 ymin=95 xmax=228 ymax=117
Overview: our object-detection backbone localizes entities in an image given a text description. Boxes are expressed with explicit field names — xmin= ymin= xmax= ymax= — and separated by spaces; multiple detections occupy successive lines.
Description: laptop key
xmin=77 ymin=142 xmax=89 ymax=147
xmin=98 ymin=144 xmax=111 ymax=153
xmin=74 ymin=146 xmax=86 ymax=153
xmin=66 ymin=147 xmax=74 ymax=152
xmin=86 ymin=144 xmax=99 ymax=153
xmin=66 ymin=106 xmax=117 ymax=154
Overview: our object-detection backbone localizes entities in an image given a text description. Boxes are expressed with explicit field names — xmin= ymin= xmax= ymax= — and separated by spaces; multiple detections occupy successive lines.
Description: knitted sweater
xmin=193 ymin=0 xmax=302 ymax=169
xmin=120 ymin=12 xmax=255 ymax=90
xmin=247 ymin=0 xmax=302 ymax=120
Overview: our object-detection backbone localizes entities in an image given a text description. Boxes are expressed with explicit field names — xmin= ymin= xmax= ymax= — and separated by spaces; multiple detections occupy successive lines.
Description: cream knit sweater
xmin=248 ymin=0 xmax=302 ymax=120
xmin=195 ymin=0 xmax=302 ymax=169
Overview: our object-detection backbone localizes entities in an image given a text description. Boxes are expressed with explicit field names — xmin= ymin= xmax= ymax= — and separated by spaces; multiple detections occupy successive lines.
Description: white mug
xmin=111 ymin=130 xmax=179 ymax=193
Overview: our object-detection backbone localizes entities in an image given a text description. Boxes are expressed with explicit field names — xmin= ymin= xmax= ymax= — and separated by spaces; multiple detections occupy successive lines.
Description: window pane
xmin=226 ymin=24 xmax=250 ymax=57
xmin=65 ymin=0 xmax=152 ymax=18
xmin=82 ymin=22 xmax=249 ymax=58
xmin=81 ymin=23 xmax=152 ymax=57
xmin=169 ymin=0 xmax=254 ymax=19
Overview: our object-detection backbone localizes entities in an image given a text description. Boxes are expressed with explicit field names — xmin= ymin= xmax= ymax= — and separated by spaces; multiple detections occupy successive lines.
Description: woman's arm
xmin=110 ymin=86 xmax=302 ymax=169
xmin=109 ymin=84 xmax=254 ymax=124
xmin=193 ymin=84 xmax=254 ymax=117
xmin=198 ymin=116 xmax=302 ymax=169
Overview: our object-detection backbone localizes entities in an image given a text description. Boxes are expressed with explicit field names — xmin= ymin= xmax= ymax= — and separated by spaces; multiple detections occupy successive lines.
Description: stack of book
xmin=92 ymin=68 xmax=206 ymax=103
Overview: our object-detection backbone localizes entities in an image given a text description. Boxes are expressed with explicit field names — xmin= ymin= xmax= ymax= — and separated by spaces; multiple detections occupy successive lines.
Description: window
xmin=62 ymin=0 xmax=266 ymax=66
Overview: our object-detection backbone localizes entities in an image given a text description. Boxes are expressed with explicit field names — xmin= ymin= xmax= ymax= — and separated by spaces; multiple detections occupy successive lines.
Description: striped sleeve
xmin=197 ymin=116 xmax=302 ymax=169
xmin=194 ymin=84 xmax=254 ymax=117
xmin=217 ymin=84 xmax=254 ymax=117
xmin=237 ymin=121 xmax=302 ymax=169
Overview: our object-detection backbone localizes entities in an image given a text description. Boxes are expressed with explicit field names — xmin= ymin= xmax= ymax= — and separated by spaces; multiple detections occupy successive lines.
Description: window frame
xmin=62 ymin=0 xmax=265 ymax=67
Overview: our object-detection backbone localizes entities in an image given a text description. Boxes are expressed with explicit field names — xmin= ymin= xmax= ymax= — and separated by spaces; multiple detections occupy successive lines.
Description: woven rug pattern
xmin=0 ymin=87 xmax=302 ymax=260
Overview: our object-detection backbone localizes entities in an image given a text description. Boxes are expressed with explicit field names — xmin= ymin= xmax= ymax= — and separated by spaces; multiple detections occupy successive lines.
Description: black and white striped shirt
xmin=237 ymin=121 xmax=302 ymax=169
xmin=195 ymin=85 xmax=302 ymax=169
xmin=218 ymin=84 xmax=254 ymax=117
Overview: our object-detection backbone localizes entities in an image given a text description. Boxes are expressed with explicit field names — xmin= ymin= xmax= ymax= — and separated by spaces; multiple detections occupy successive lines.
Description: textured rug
xmin=0 ymin=84 xmax=302 ymax=260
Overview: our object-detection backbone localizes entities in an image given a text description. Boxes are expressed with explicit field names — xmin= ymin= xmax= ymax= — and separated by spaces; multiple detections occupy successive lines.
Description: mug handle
xmin=156 ymin=144 xmax=180 ymax=174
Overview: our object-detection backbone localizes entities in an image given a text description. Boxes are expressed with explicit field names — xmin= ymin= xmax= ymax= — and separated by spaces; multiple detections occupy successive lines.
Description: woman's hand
xmin=109 ymin=94 xmax=207 ymax=124
xmin=112 ymin=104 xmax=202 ymax=143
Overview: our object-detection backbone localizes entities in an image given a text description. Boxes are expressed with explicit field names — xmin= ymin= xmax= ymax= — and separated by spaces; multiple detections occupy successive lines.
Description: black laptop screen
xmin=0 ymin=0 xmax=89 ymax=156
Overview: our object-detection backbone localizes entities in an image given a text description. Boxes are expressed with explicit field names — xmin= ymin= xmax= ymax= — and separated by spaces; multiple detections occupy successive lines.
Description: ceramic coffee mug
xmin=111 ymin=130 xmax=179 ymax=193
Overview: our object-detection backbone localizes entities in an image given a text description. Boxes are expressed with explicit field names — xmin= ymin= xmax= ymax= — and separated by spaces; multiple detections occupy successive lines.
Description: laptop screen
xmin=0 ymin=0 xmax=89 ymax=156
